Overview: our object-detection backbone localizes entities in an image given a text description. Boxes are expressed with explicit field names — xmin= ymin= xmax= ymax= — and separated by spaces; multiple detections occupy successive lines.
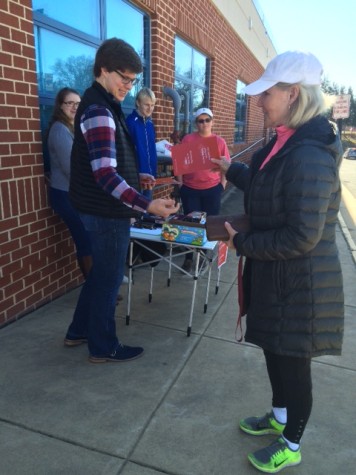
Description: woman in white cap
xmin=178 ymin=107 xmax=230 ymax=272
xmin=212 ymin=51 xmax=344 ymax=473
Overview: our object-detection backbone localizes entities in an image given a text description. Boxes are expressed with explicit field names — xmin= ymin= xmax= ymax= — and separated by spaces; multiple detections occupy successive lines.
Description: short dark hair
xmin=93 ymin=38 xmax=143 ymax=77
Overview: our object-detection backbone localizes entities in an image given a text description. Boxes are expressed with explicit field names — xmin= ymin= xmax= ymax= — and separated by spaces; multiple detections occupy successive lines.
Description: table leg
xmin=126 ymin=240 xmax=134 ymax=325
xmin=187 ymin=251 xmax=200 ymax=336
xmin=149 ymin=266 xmax=154 ymax=302
xmin=167 ymin=243 xmax=173 ymax=287
xmin=215 ymin=267 xmax=221 ymax=295
xmin=204 ymin=253 xmax=213 ymax=313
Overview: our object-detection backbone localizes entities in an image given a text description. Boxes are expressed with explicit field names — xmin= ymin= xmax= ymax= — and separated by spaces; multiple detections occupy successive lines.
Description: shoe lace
xmin=110 ymin=342 xmax=125 ymax=356
xmin=267 ymin=439 xmax=288 ymax=463
xmin=257 ymin=412 xmax=272 ymax=428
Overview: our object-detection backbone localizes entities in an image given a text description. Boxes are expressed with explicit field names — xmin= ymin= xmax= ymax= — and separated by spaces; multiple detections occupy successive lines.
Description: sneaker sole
xmin=248 ymin=454 xmax=301 ymax=473
xmin=64 ymin=338 xmax=88 ymax=347
xmin=88 ymin=352 xmax=144 ymax=363
xmin=240 ymin=425 xmax=283 ymax=436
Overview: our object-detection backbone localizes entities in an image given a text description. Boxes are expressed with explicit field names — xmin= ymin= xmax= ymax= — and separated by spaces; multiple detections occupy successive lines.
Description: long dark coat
xmin=226 ymin=115 xmax=344 ymax=358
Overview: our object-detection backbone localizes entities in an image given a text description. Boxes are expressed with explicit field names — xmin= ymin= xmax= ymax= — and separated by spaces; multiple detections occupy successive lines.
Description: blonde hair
xmin=277 ymin=82 xmax=327 ymax=129
xmin=136 ymin=87 xmax=156 ymax=104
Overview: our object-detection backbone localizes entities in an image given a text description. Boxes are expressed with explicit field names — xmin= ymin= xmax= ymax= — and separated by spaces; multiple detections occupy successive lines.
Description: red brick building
xmin=0 ymin=0 xmax=276 ymax=326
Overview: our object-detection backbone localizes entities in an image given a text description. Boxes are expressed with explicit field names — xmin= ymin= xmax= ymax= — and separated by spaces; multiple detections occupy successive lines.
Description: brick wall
xmin=0 ymin=0 xmax=83 ymax=326
xmin=0 ymin=0 xmax=265 ymax=326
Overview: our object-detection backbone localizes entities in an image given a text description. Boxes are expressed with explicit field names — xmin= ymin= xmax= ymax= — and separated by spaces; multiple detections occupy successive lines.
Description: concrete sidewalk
xmin=0 ymin=187 xmax=355 ymax=475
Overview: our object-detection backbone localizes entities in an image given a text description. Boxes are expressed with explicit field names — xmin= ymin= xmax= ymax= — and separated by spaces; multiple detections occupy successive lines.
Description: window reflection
xmin=32 ymin=0 xmax=100 ymax=37
xmin=175 ymin=37 xmax=209 ymax=133
xmin=106 ymin=0 xmax=145 ymax=59
xmin=235 ymin=80 xmax=247 ymax=142
xmin=175 ymin=38 xmax=192 ymax=79
xmin=192 ymin=86 xmax=205 ymax=111
xmin=193 ymin=50 xmax=206 ymax=86
xmin=35 ymin=28 xmax=95 ymax=96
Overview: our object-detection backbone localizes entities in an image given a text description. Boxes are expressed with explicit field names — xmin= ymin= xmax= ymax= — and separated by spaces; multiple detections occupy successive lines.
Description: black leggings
xmin=264 ymin=350 xmax=313 ymax=444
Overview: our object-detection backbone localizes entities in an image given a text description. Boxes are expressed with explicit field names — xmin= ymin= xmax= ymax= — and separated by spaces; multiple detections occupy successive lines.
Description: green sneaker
xmin=248 ymin=437 xmax=301 ymax=473
xmin=239 ymin=412 xmax=285 ymax=436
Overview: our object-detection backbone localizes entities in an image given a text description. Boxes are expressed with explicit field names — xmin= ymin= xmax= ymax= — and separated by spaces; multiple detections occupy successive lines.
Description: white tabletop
xmin=130 ymin=227 xmax=218 ymax=251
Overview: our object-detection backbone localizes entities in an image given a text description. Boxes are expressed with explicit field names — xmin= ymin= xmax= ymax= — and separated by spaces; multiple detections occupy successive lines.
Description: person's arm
xmin=81 ymin=105 xmax=179 ymax=218
xmin=48 ymin=122 xmax=73 ymax=180
xmin=233 ymin=147 xmax=338 ymax=260
xmin=81 ymin=105 xmax=149 ymax=212
xmin=218 ymin=137 xmax=231 ymax=188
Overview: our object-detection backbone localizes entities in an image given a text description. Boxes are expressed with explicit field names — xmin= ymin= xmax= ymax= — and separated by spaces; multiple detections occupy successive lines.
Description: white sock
xmin=272 ymin=407 xmax=287 ymax=424
xmin=282 ymin=435 xmax=300 ymax=451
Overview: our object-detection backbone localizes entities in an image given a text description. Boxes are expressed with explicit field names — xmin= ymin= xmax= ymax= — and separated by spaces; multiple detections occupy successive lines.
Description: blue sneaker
xmin=89 ymin=343 xmax=144 ymax=363
xmin=248 ymin=437 xmax=301 ymax=473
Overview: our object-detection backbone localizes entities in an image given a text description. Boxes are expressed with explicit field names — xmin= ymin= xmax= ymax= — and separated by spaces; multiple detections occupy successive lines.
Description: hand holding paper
xmin=140 ymin=173 xmax=156 ymax=190
xmin=171 ymin=135 xmax=221 ymax=175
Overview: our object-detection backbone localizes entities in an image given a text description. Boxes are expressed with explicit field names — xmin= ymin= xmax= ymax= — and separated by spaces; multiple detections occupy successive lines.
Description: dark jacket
xmin=126 ymin=109 xmax=157 ymax=176
xmin=227 ymin=115 xmax=344 ymax=358
xmin=70 ymin=81 xmax=140 ymax=219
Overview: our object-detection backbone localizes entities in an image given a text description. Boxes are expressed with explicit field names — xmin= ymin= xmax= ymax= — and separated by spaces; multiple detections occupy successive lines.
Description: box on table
xmin=161 ymin=212 xmax=207 ymax=246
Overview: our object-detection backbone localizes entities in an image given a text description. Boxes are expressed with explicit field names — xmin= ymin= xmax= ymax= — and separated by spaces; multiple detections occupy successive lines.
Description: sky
xmin=254 ymin=0 xmax=356 ymax=93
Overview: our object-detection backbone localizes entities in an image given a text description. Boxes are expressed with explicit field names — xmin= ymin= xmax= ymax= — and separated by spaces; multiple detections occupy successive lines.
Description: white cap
xmin=195 ymin=107 xmax=213 ymax=118
xmin=242 ymin=51 xmax=323 ymax=95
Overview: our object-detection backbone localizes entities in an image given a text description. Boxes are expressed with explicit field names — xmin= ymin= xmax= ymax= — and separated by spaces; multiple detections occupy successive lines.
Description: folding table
xmin=126 ymin=227 xmax=220 ymax=336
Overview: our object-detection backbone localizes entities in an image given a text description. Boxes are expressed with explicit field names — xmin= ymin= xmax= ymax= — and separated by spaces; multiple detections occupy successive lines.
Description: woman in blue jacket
xmin=126 ymin=87 xmax=158 ymax=199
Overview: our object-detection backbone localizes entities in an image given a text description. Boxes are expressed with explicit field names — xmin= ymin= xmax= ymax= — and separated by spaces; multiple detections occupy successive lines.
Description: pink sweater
xmin=259 ymin=125 xmax=296 ymax=170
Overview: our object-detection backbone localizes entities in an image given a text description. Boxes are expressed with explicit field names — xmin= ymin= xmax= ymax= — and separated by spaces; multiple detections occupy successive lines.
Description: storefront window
xmin=106 ymin=0 xmax=145 ymax=57
xmin=174 ymin=37 xmax=209 ymax=134
xmin=35 ymin=28 xmax=96 ymax=97
xmin=32 ymin=0 xmax=100 ymax=38
xmin=235 ymin=80 xmax=247 ymax=142
xmin=32 ymin=0 xmax=149 ymax=170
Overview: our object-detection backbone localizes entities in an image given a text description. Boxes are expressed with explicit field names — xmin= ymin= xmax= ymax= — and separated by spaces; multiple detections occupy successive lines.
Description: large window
xmin=174 ymin=37 xmax=209 ymax=134
xmin=33 ymin=0 xmax=149 ymax=171
xmin=235 ymin=80 xmax=247 ymax=142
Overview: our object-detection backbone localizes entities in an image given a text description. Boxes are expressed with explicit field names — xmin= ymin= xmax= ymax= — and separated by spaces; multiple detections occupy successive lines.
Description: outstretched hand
xmin=147 ymin=198 xmax=180 ymax=218
xmin=211 ymin=156 xmax=231 ymax=174
xmin=224 ymin=221 xmax=238 ymax=249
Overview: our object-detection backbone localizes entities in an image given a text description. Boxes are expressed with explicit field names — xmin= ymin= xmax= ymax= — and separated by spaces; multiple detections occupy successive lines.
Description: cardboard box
xmin=161 ymin=213 xmax=207 ymax=246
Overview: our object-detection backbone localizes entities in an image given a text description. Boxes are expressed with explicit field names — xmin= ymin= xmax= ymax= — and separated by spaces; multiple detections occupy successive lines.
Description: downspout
xmin=178 ymin=89 xmax=190 ymax=136
xmin=162 ymin=85 xmax=182 ymax=144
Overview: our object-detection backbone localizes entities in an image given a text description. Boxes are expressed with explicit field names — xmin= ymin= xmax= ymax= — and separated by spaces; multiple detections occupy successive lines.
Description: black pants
xmin=180 ymin=183 xmax=223 ymax=262
xmin=264 ymin=350 xmax=313 ymax=444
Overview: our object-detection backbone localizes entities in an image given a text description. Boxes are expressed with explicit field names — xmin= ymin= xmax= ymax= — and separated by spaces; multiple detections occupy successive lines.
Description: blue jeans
xmin=66 ymin=213 xmax=130 ymax=357
xmin=49 ymin=187 xmax=91 ymax=258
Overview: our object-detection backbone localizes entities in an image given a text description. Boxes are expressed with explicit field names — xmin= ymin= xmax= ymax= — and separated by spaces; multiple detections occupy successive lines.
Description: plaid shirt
xmin=80 ymin=104 xmax=149 ymax=212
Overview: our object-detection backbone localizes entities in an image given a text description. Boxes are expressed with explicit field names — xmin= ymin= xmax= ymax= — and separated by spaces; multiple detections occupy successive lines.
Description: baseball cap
xmin=242 ymin=51 xmax=323 ymax=95
xmin=195 ymin=107 xmax=213 ymax=118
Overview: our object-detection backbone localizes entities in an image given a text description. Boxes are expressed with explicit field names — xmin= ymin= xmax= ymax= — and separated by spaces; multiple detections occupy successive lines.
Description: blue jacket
xmin=126 ymin=109 xmax=157 ymax=176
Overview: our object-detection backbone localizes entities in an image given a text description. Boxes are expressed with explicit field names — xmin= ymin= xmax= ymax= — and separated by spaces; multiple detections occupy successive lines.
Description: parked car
xmin=343 ymin=148 xmax=356 ymax=160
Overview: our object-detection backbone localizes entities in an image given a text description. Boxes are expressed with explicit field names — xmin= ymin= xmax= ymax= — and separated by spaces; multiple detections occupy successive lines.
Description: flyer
xmin=171 ymin=135 xmax=220 ymax=175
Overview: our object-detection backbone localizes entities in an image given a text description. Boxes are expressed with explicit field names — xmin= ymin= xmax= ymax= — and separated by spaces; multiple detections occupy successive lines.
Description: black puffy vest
xmin=70 ymin=81 xmax=140 ymax=219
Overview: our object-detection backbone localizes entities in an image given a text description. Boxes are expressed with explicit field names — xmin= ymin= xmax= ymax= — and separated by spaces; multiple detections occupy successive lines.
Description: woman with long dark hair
xmin=47 ymin=87 xmax=92 ymax=279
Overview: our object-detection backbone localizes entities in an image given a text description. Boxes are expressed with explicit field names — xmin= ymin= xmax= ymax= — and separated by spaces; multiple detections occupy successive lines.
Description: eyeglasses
xmin=197 ymin=117 xmax=212 ymax=124
xmin=63 ymin=101 xmax=80 ymax=108
xmin=114 ymin=70 xmax=139 ymax=86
